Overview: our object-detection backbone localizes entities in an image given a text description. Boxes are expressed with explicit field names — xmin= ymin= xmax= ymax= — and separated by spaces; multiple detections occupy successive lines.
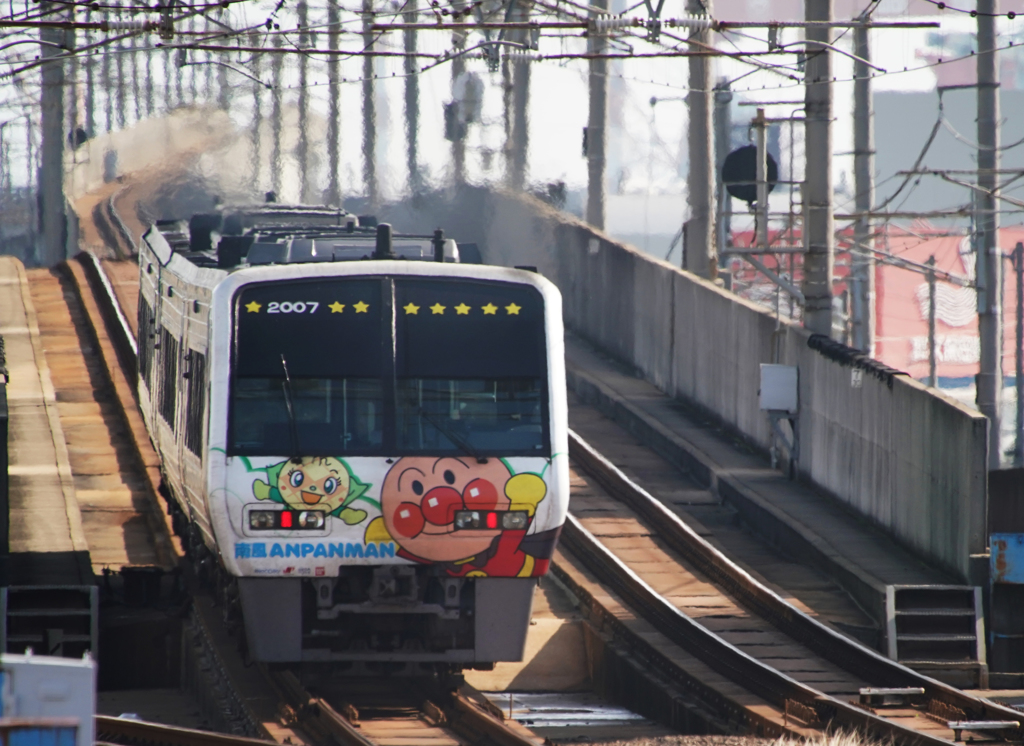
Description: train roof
xmin=153 ymin=206 xmax=470 ymax=272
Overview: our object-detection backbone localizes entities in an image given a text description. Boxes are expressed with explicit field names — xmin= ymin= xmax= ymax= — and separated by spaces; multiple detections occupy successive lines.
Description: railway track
xmin=558 ymin=429 xmax=1024 ymax=744
xmin=76 ymin=211 xmax=1020 ymax=746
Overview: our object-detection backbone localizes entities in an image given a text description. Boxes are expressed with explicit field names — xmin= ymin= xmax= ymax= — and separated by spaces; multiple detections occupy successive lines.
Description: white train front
xmin=136 ymin=210 xmax=569 ymax=667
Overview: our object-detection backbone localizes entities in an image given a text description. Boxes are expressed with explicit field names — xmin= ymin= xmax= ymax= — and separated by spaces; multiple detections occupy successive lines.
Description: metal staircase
xmin=886 ymin=585 xmax=987 ymax=688
xmin=0 ymin=585 xmax=98 ymax=657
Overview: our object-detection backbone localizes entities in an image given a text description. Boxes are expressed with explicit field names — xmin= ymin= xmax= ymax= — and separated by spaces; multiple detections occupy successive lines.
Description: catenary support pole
xmin=801 ymin=0 xmax=834 ymax=335
xmin=40 ymin=1 xmax=66 ymax=266
xmin=928 ymin=255 xmax=937 ymax=388
xmin=298 ymin=0 xmax=310 ymax=202
xmin=683 ymin=0 xmax=715 ymax=278
xmin=362 ymin=0 xmax=378 ymax=207
xmin=509 ymin=4 xmax=530 ymax=192
xmin=451 ymin=29 xmax=466 ymax=185
xmin=977 ymin=0 xmax=1003 ymax=468
xmin=585 ymin=0 xmax=607 ymax=228
xmin=754 ymin=107 xmax=768 ymax=250
xmin=327 ymin=0 xmax=342 ymax=205
xmin=1014 ymin=241 xmax=1023 ymax=465
xmin=85 ymin=11 xmax=95 ymax=135
xmin=271 ymin=33 xmax=283 ymax=196
xmin=250 ymin=31 xmax=263 ymax=191
xmin=713 ymin=78 xmax=732 ymax=261
xmin=403 ymin=0 xmax=419 ymax=194
xmin=851 ymin=20 xmax=875 ymax=353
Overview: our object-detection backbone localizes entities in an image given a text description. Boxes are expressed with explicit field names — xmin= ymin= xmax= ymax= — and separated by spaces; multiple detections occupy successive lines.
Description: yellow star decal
xmin=403 ymin=303 xmax=420 ymax=315
xmin=505 ymin=303 xmax=521 ymax=315
xmin=245 ymin=301 xmax=262 ymax=313
xmin=482 ymin=303 xmax=498 ymax=315
xmin=455 ymin=303 xmax=471 ymax=315
xmin=354 ymin=301 xmax=369 ymax=313
xmin=430 ymin=303 xmax=446 ymax=315
xmin=329 ymin=301 xmax=345 ymax=313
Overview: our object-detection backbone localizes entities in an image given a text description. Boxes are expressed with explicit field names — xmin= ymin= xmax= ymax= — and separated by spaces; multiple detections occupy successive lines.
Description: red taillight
xmin=280 ymin=511 xmax=293 ymax=528
xmin=485 ymin=512 xmax=498 ymax=529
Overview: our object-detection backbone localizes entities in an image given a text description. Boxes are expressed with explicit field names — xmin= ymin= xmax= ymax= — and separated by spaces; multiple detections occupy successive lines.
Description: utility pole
xmin=362 ymin=0 xmax=378 ymax=207
xmin=145 ymin=47 xmax=153 ymax=117
xmin=585 ymin=0 xmax=607 ymax=228
xmin=801 ymin=0 xmax=835 ymax=336
xmin=327 ymin=0 xmax=342 ymax=205
xmin=684 ymin=0 xmax=715 ymax=278
xmin=928 ymin=255 xmax=937 ymax=387
xmin=977 ymin=0 xmax=1003 ymax=468
xmin=131 ymin=37 xmax=141 ymax=122
xmin=40 ymin=2 xmax=66 ymax=266
xmin=1013 ymin=242 xmax=1022 ymax=465
xmin=851 ymin=20 xmax=875 ymax=353
xmin=713 ymin=78 xmax=732 ymax=261
xmin=298 ymin=0 xmax=310 ymax=202
xmin=271 ymin=33 xmax=283 ymax=197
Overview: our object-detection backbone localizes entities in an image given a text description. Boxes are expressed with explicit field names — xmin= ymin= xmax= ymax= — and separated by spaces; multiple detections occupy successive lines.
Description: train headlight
xmin=249 ymin=510 xmax=277 ymax=529
xmin=501 ymin=511 xmax=528 ymax=530
xmin=298 ymin=511 xmax=325 ymax=529
xmin=454 ymin=510 xmax=480 ymax=529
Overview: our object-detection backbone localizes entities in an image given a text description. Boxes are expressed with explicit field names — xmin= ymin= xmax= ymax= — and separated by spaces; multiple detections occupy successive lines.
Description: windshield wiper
xmin=417 ymin=407 xmax=487 ymax=464
xmin=280 ymin=354 xmax=302 ymax=462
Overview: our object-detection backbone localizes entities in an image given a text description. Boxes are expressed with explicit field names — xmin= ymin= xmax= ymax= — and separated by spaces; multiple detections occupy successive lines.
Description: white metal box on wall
xmin=759 ymin=364 xmax=799 ymax=413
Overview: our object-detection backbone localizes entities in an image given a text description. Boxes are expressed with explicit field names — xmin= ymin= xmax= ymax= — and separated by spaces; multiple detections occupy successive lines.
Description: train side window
xmin=185 ymin=351 xmax=206 ymax=455
xmin=138 ymin=298 xmax=153 ymax=388
xmin=159 ymin=329 xmax=179 ymax=428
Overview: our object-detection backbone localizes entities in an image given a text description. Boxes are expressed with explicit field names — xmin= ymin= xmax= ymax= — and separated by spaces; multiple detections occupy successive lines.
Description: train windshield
xmin=230 ymin=280 xmax=385 ymax=455
xmin=394 ymin=280 xmax=548 ymax=456
xmin=229 ymin=277 xmax=548 ymax=457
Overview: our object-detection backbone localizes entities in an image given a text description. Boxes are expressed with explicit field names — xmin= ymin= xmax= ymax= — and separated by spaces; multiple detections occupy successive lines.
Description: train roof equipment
xmin=161 ymin=207 xmax=464 ymax=271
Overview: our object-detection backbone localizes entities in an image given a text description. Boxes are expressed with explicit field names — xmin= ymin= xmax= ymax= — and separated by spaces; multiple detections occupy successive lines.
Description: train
xmin=135 ymin=205 xmax=569 ymax=670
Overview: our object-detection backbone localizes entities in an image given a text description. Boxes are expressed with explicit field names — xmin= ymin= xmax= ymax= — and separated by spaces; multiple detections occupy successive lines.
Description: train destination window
xmin=229 ymin=279 xmax=385 ymax=455
xmin=394 ymin=279 xmax=548 ymax=456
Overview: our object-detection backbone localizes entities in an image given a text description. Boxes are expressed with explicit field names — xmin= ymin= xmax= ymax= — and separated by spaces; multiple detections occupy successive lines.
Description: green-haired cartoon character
xmin=252 ymin=456 xmax=372 ymax=525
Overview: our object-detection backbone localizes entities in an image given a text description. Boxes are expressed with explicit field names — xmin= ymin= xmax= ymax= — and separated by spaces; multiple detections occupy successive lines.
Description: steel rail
xmin=567 ymin=430 xmax=1023 ymax=727
xmin=559 ymin=512 xmax=955 ymax=746
xmin=95 ymin=716 xmax=275 ymax=746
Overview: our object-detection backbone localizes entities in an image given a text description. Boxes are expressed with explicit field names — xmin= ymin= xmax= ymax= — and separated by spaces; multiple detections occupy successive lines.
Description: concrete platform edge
xmin=565 ymin=362 xmax=889 ymax=630
xmin=16 ymin=260 xmax=91 ymax=559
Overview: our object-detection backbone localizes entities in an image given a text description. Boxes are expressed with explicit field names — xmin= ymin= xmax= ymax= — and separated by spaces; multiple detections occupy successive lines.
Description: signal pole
xmin=684 ymin=0 xmax=715 ymax=278
xmin=851 ymin=20 xmax=875 ymax=353
xmin=977 ymin=0 xmax=1002 ymax=467
xmin=801 ymin=0 xmax=835 ymax=336
xmin=585 ymin=0 xmax=607 ymax=228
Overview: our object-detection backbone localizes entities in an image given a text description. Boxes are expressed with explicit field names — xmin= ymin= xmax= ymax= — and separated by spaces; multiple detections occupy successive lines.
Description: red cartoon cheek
xmin=392 ymin=502 xmax=426 ymax=538
xmin=421 ymin=487 xmax=464 ymax=525
xmin=463 ymin=479 xmax=499 ymax=511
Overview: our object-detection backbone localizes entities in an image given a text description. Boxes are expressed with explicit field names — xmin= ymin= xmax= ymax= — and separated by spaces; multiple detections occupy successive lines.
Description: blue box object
xmin=991 ymin=533 xmax=1024 ymax=583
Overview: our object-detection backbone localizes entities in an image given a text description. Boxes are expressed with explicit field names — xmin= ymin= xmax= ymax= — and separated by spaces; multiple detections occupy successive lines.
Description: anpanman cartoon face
xmin=277 ymin=456 xmax=352 ymax=515
xmin=380 ymin=456 xmax=513 ymax=562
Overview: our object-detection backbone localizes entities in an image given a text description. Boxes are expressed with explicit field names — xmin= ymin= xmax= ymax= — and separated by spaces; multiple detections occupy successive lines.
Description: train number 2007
xmin=267 ymin=301 xmax=320 ymax=314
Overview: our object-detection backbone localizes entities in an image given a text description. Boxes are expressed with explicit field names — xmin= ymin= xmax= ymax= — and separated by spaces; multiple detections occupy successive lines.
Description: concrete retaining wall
xmin=378 ymin=186 xmax=989 ymax=581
